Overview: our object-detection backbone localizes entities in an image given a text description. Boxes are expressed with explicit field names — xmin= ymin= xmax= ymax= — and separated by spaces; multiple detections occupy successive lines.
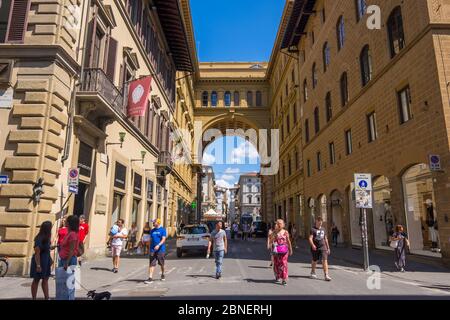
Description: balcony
xmin=155 ymin=151 xmax=173 ymax=179
xmin=77 ymin=68 xmax=125 ymax=117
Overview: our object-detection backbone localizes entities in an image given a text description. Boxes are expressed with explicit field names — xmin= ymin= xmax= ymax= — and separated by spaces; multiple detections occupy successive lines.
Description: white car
xmin=176 ymin=224 xmax=210 ymax=258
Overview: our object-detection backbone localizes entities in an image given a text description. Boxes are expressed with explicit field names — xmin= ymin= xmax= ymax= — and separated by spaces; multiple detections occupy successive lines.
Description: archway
xmin=402 ymin=164 xmax=441 ymax=256
xmin=330 ymin=190 xmax=344 ymax=245
xmin=348 ymin=184 xmax=362 ymax=247
xmin=372 ymin=176 xmax=393 ymax=249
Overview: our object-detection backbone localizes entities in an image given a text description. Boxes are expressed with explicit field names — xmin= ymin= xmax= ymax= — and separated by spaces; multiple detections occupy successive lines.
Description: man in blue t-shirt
xmin=144 ymin=219 xmax=167 ymax=284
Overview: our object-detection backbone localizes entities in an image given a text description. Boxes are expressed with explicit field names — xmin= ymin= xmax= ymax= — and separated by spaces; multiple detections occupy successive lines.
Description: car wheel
xmin=177 ymin=248 xmax=182 ymax=258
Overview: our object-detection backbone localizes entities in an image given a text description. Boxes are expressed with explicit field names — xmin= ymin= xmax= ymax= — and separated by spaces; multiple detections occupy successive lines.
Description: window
xmin=307 ymin=159 xmax=312 ymax=177
xmin=340 ymin=72 xmax=349 ymax=107
xmin=305 ymin=119 xmax=310 ymax=143
xmin=321 ymin=8 xmax=326 ymax=24
xmin=336 ymin=16 xmax=345 ymax=51
xmin=398 ymin=86 xmax=412 ymax=124
xmin=325 ymin=92 xmax=332 ymax=122
xmin=323 ymin=42 xmax=330 ymax=72
xmin=312 ymin=63 xmax=318 ymax=88
xmin=247 ymin=184 xmax=252 ymax=192
xmin=247 ymin=195 xmax=252 ymax=204
xmin=247 ymin=91 xmax=254 ymax=107
xmin=314 ymin=107 xmax=320 ymax=134
xmin=210 ymin=91 xmax=219 ymax=107
xmin=256 ymin=91 xmax=262 ymax=107
xmin=288 ymin=158 xmax=292 ymax=176
xmin=329 ymin=142 xmax=336 ymax=165
xmin=345 ymin=129 xmax=353 ymax=155
xmin=285 ymin=83 xmax=289 ymax=97
xmin=224 ymin=91 xmax=231 ymax=107
xmin=1 ymin=0 xmax=31 ymax=43
xmin=92 ymin=28 xmax=105 ymax=69
xmin=367 ymin=112 xmax=378 ymax=142
xmin=356 ymin=0 xmax=367 ymax=22
xmin=311 ymin=30 xmax=315 ymax=46
xmin=360 ymin=45 xmax=372 ymax=86
xmin=202 ymin=91 xmax=208 ymax=107
xmin=387 ymin=7 xmax=405 ymax=58
xmin=234 ymin=91 xmax=240 ymax=106
xmin=317 ymin=152 xmax=322 ymax=172
xmin=303 ymin=79 xmax=309 ymax=102
xmin=292 ymin=69 xmax=296 ymax=84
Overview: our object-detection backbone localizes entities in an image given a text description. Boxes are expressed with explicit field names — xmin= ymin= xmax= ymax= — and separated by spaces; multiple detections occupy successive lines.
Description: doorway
xmin=73 ymin=183 xmax=89 ymax=218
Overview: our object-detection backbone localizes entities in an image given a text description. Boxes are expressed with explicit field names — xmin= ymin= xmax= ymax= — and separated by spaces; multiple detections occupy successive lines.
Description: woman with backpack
xmin=269 ymin=219 xmax=293 ymax=286
xmin=30 ymin=221 xmax=55 ymax=300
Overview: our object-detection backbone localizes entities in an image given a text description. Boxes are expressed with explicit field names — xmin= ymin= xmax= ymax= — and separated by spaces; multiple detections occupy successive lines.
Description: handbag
xmin=272 ymin=242 xmax=289 ymax=255
xmin=389 ymin=240 xmax=398 ymax=249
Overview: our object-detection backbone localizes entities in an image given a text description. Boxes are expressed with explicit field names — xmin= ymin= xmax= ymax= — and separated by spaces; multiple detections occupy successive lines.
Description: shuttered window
xmin=4 ymin=0 xmax=31 ymax=43
xmin=105 ymin=37 xmax=118 ymax=82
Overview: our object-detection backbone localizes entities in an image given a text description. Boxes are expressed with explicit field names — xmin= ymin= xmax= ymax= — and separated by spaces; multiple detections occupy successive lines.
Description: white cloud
xmin=202 ymin=153 xmax=216 ymax=165
xmin=225 ymin=167 xmax=240 ymax=174
xmin=221 ymin=174 xmax=235 ymax=182
xmin=215 ymin=179 xmax=233 ymax=189
xmin=231 ymin=142 xmax=259 ymax=164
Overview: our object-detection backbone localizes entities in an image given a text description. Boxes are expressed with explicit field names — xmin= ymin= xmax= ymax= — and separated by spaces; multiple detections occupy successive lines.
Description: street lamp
xmin=107 ymin=132 xmax=126 ymax=148
xmin=131 ymin=150 xmax=146 ymax=164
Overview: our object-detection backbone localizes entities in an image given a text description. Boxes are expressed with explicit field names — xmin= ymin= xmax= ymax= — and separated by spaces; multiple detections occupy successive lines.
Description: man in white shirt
xmin=111 ymin=219 xmax=128 ymax=273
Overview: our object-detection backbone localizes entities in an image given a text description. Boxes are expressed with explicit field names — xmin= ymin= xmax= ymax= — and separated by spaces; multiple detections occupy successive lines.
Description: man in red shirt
xmin=78 ymin=215 xmax=89 ymax=266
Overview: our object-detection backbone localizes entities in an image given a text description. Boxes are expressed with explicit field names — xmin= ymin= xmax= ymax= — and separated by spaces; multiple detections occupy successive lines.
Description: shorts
xmin=111 ymin=245 xmax=122 ymax=257
xmin=311 ymin=248 xmax=328 ymax=262
xmin=142 ymin=234 xmax=151 ymax=242
xmin=149 ymin=252 xmax=165 ymax=267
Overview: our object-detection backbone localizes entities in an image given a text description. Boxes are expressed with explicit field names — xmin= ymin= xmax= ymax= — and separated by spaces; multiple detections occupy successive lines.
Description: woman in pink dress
xmin=269 ymin=219 xmax=293 ymax=286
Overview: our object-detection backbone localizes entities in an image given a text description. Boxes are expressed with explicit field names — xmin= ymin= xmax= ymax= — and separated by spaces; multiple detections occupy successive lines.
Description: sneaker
xmin=161 ymin=274 xmax=166 ymax=281
xmin=325 ymin=274 xmax=332 ymax=282
xmin=310 ymin=273 xmax=318 ymax=279
xmin=394 ymin=262 xmax=399 ymax=270
xmin=276 ymin=278 xmax=282 ymax=284
xmin=400 ymin=268 xmax=405 ymax=273
xmin=216 ymin=273 xmax=220 ymax=279
xmin=113 ymin=268 xmax=118 ymax=273
xmin=282 ymin=280 xmax=287 ymax=286
xmin=111 ymin=268 xmax=116 ymax=273
xmin=144 ymin=278 xmax=154 ymax=284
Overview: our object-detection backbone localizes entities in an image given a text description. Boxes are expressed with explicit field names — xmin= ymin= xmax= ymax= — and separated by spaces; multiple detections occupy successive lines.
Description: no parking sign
xmin=68 ymin=168 xmax=79 ymax=194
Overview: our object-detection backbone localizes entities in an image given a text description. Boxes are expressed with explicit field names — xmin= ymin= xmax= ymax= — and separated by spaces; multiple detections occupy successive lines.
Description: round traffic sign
xmin=69 ymin=169 xmax=79 ymax=178
xmin=359 ymin=180 xmax=368 ymax=188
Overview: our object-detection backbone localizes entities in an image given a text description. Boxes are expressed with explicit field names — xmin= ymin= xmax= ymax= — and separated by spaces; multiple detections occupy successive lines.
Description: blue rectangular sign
xmin=68 ymin=185 xmax=78 ymax=194
xmin=0 ymin=175 xmax=9 ymax=184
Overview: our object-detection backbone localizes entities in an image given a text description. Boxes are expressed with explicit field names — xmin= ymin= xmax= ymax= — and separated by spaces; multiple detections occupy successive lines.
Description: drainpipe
xmin=61 ymin=0 xmax=92 ymax=163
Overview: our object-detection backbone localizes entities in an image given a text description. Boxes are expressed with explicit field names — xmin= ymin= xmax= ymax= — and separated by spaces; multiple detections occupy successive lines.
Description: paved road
xmin=1 ymin=238 xmax=449 ymax=299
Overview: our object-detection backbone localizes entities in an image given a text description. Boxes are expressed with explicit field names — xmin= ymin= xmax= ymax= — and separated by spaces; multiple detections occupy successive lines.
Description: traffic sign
xmin=0 ymin=175 xmax=9 ymax=184
xmin=354 ymin=173 xmax=372 ymax=209
xmin=429 ymin=154 xmax=441 ymax=171
xmin=68 ymin=168 xmax=79 ymax=194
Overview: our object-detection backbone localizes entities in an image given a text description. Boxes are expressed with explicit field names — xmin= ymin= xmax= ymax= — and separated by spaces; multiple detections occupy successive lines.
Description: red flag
xmin=127 ymin=76 xmax=152 ymax=117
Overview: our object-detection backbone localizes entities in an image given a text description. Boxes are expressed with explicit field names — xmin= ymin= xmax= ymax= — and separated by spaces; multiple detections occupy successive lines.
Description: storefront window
xmin=112 ymin=193 xmax=123 ymax=224
xmin=372 ymin=176 xmax=393 ymax=249
xmin=131 ymin=198 xmax=140 ymax=227
xmin=402 ymin=164 xmax=441 ymax=256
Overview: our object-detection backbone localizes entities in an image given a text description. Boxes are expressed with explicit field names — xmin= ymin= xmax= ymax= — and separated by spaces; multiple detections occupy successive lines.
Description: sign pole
xmin=361 ymin=208 xmax=370 ymax=271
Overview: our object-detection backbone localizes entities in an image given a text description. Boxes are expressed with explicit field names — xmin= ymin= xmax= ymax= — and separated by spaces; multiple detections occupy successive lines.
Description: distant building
xmin=237 ymin=173 xmax=261 ymax=222
xmin=201 ymin=166 xmax=216 ymax=216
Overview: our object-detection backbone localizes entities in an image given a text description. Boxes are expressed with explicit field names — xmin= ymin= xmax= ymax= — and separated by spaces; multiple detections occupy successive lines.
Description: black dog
xmin=87 ymin=290 xmax=112 ymax=300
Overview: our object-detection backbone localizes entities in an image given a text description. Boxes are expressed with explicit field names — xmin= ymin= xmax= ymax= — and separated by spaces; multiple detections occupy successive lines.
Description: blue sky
xmin=203 ymin=136 xmax=260 ymax=189
xmin=190 ymin=0 xmax=285 ymax=62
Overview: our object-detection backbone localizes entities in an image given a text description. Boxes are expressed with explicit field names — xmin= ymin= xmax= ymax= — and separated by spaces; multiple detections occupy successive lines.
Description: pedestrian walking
xmin=390 ymin=225 xmax=410 ymax=272
xmin=207 ymin=221 xmax=228 ymax=279
xmin=309 ymin=217 xmax=332 ymax=282
xmin=141 ymin=222 xmax=152 ymax=255
xmin=30 ymin=221 xmax=55 ymax=300
xmin=110 ymin=219 xmax=128 ymax=273
xmin=269 ymin=219 xmax=292 ymax=286
xmin=56 ymin=215 xmax=80 ymax=300
xmin=267 ymin=223 xmax=275 ymax=268
xmin=127 ymin=223 xmax=138 ymax=255
xmin=231 ymin=221 xmax=238 ymax=240
xmin=78 ymin=215 xmax=89 ymax=265
xmin=331 ymin=223 xmax=340 ymax=247
xmin=144 ymin=219 xmax=167 ymax=284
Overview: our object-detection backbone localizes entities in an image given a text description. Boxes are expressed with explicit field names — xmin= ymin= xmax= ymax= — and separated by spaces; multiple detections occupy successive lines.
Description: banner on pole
xmin=127 ymin=76 xmax=152 ymax=117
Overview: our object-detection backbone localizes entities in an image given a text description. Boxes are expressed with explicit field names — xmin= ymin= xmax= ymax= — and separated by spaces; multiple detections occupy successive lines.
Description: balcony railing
xmin=79 ymin=68 xmax=125 ymax=115
xmin=158 ymin=151 xmax=173 ymax=167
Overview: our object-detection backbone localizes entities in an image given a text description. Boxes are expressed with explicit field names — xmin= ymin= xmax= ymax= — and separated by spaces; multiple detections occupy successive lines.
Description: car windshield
xmin=181 ymin=226 xmax=207 ymax=235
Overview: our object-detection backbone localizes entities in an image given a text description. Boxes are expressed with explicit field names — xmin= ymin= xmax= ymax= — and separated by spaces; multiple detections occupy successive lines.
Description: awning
xmin=153 ymin=0 xmax=193 ymax=72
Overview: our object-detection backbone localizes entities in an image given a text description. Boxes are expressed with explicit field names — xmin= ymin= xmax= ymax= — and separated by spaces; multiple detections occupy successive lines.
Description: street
xmin=1 ymin=238 xmax=449 ymax=300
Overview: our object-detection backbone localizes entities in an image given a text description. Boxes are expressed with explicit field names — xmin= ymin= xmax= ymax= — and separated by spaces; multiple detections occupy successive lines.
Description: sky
xmin=190 ymin=0 xmax=285 ymax=62
xmin=203 ymin=136 xmax=260 ymax=189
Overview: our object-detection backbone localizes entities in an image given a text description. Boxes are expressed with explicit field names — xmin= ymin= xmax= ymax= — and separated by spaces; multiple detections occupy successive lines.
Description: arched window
xmin=224 ymin=91 xmax=231 ymax=107
xmin=323 ymin=42 xmax=330 ymax=72
xmin=234 ymin=91 xmax=240 ymax=106
xmin=314 ymin=107 xmax=320 ymax=134
xmin=247 ymin=91 xmax=253 ymax=107
xmin=336 ymin=16 xmax=345 ymax=50
xmin=355 ymin=0 xmax=367 ymax=22
xmin=202 ymin=91 xmax=208 ymax=107
xmin=312 ymin=63 xmax=318 ymax=88
xmin=360 ymin=45 xmax=372 ymax=86
xmin=387 ymin=6 xmax=405 ymax=58
xmin=325 ymin=92 xmax=332 ymax=122
xmin=247 ymin=195 xmax=252 ymax=204
xmin=256 ymin=91 xmax=262 ymax=107
xmin=303 ymin=79 xmax=309 ymax=102
xmin=340 ymin=72 xmax=349 ymax=107
xmin=211 ymin=91 xmax=218 ymax=107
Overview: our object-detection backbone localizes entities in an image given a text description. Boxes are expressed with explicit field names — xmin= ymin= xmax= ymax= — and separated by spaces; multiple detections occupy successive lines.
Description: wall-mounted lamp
xmin=131 ymin=150 xmax=146 ymax=164
xmin=107 ymin=132 xmax=126 ymax=148
xmin=32 ymin=178 xmax=45 ymax=204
